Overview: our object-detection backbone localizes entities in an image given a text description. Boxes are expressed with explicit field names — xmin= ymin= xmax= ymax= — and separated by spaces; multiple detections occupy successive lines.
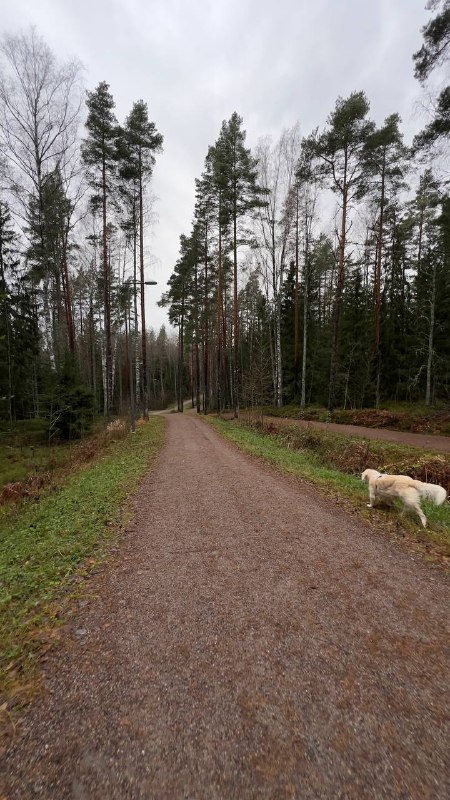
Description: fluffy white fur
xmin=361 ymin=468 xmax=447 ymax=528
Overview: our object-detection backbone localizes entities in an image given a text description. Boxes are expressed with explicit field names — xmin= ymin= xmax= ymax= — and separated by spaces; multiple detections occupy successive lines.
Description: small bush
xmin=106 ymin=419 xmax=128 ymax=440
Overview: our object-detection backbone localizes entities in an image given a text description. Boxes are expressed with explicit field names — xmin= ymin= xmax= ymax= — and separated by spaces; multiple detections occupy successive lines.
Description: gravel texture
xmin=1 ymin=412 xmax=449 ymax=799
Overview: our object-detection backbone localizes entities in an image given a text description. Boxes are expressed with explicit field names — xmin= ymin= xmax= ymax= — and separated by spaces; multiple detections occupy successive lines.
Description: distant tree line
xmin=162 ymin=1 xmax=450 ymax=414
xmin=0 ymin=29 xmax=173 ymax=437
xmin=1 ymin=4 xmax=450 ymax=438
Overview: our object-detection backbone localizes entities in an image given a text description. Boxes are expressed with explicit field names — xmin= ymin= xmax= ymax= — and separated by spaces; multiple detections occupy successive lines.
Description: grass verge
xmin=207 ymin=416 xmax=450 ymax=562
xmin=0 ymin=417 xmax=165 ymax=709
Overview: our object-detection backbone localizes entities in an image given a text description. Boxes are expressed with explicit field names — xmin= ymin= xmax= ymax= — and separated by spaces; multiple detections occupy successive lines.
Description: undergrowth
xmin=262 ymin=403 xmax=450 ymax=435
xmin=0 ymin=417 xmax=130 ymax=503
xmin=0 ymin=417 xmax=165 ymax=708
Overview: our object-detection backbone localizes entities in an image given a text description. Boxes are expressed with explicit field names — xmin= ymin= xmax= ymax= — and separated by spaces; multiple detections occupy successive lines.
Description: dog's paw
xmin=367 ymin=503 xmax=373 ymax=508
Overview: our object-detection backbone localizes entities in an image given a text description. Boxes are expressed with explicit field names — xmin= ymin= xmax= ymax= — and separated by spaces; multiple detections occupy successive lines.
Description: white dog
xmin=361 ymin=468 xmax=447 ymax=527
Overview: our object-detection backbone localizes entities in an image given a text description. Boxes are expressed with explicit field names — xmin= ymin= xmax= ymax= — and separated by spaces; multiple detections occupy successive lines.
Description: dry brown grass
xmin=252 ymin=421 xmax=450 ymax=494
xmin=381 ymin=454 xmax=450 ymax=494
xmin=0 ymin=473 xmax=51 ymax=505
xmin=0 ymin=418 xmax=131 ymax=508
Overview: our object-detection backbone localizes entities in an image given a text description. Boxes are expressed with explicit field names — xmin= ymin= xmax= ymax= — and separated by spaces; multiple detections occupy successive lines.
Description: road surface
xmin=2 ymin=413 xmax=449 ymax=799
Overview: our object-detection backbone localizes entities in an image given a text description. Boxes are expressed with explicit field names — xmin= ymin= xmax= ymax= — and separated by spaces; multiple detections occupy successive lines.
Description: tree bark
xmin=216 ymin=197 xmax=223 ymax=415
xmin=374 ymin=148 xmax=386 ymax=409
xmin=203 ymin=227 xmax=209 ymax=414
xmin=233 ymin=194 xmax=239 ymax=418
xmin=194 ymin=260 xmax=201 ymax=413
xmin=301 ymin=205 xmax=309 ymax=408
xmin=328 ymin=146 xmax=348 ymax=412
xmin=425 ymin=260 xmax=436 ymax=406
xmin=178 ymin=289 xmax=185 ymax=412
xmin=294 ymin=186 xmax=300 ymax=399
xmin=139 ymin=152 xmax=149 ymax=420
xmin=102 ymin=150 xmax=112 ymax=420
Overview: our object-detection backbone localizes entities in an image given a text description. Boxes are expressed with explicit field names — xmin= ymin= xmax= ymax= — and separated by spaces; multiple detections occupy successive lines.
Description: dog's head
xmin=361 ymin=468 xmax=382 ymax=484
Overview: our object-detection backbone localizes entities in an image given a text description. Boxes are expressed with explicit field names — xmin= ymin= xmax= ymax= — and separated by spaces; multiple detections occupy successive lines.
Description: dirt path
xmin=258 ymin=414 xmax=450 ymax=452
xmin=2 ymin=414 xmax=449 ymax=799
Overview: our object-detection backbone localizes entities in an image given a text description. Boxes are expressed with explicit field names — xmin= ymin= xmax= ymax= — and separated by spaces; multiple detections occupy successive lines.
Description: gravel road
xmin=2 ymin=413 xmax=449 ymax=799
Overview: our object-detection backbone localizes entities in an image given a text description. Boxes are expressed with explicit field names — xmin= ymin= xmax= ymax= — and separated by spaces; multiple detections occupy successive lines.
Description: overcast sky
xmin=1 ymin=0 xmax=431 ymax=331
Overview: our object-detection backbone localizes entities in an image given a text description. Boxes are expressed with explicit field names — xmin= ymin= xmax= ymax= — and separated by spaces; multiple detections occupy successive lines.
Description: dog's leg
xmin=416 ymin=504 xmax=427 ymax=528
xmin=404 ymin=499 xmax=427 ymax=528
xmin=367 ymin=486 xmax=376 ymax=508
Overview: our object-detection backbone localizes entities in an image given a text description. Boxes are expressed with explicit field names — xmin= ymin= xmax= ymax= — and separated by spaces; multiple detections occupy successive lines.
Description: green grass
xmin=207 ymin=417 xmax=450 ymax=558
xmin=0 ymin=418 xmax=165 ymax=701
xmin=0 ymin=443 xmax=71 ymax=487
xmin=0 ymin=416 xmax=109 ymax=490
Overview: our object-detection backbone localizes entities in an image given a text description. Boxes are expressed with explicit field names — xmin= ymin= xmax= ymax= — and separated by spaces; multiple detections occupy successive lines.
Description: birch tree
xmin=255 ymin=124 xmax=300 ymax=406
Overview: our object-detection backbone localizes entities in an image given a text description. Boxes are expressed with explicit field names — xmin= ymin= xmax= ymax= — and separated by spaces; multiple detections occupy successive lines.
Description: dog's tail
xmin=418 ymin=483 xmax=447 ymax=506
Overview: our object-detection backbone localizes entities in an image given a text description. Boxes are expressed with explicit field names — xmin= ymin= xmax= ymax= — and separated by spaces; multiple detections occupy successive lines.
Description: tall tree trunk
xmin=0 ymin=250 xmax=13 ymax=425
xmin=126 ymin=298 xmax=136 ymax=431
xmin=102 ymin=152 xmax=112 ymax=420
xmin=374 ymin=149 xmax=386 ymax=409
xmin=223 ymin=289 xmax=230 ymax=408
xmin=160 ymin=354 xmax=165 ymax=409
xmin=425 ymin=260 xmax=436 ymax=406
xmin=294 ymin=186 xmax=300 ymax=399
xmin=328 ymin=147 xmax=348 ymax=412
xmin=417 ymin=206 xmax=424 ymax=279
xmin=203 ymin=229 xmax=209 ymax=414
xmin=271 ymin=216 xmax=283 ymax=408
xmin=216 ymin=200 xmax=223 ymax=414
xmin=139 ymin=154 xmax=149 ymax=420
xmin=301 ymin=206 xmax=309 ymax=408
xmin=61 ymin=236 xmax=75 ymax=354
xmin=233 ymin=196 xmax=239 ymax=418
xmin=178 ymin=289 xmax=185 ymax=412
xmin=133 ymin=206 xmax=140 ymax=414
xmin=275 ymin=300 xmax=282 ymax=408
xmin=89 ymin=294 xmax=97 ymax=407
xmin=190 ymin=343 xmax=195 ymax=408
xmin=194 ymin=260 xmax=201 ymax=413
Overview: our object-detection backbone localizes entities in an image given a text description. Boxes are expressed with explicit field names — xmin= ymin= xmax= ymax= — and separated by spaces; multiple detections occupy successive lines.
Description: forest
xmin=1 ymin=2 xmax=450 ymax=439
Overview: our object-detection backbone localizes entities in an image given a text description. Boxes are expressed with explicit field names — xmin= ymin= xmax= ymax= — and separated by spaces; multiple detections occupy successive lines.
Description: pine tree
xmin=312 ymin=91 xmax=374 ymax=410
xmin=295 ymin=137 xmax=319 ymax=406
xmin=218 ymin=112 xmax=267 ymax=417
xmin=364 ymin=113 xmax=406 ymax=406
xmin=194 ymin=150 xmax=218 ymax=414
xmin=119 ymin=101 xmax=163 ymax=419
xmin=159 ymin=235 xmax=193 ymax=412
xmin=81 ymin=82 xmax=119 ymax=420
xmin=413 ymin=1 xmax=450 ymax=149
